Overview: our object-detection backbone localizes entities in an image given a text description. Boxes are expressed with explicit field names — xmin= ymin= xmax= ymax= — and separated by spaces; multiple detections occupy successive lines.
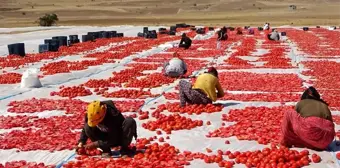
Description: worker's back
xmin=165 ymin=58 xmax=187 ymax=76
xmin=295 ymin=99 xmax=332 ymax=121
xmin=192 ymin=73 xmax=219 ymax=101
xmin=270 ymin=31 xmax=280 ymax=41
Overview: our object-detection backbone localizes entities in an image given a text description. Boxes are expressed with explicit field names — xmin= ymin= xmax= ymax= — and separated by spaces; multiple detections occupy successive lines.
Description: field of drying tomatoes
xmin=0 ymin=26 xmax=340 ymax=168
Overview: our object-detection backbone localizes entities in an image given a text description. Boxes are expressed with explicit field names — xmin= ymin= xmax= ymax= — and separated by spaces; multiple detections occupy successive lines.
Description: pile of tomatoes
xmin=142 ymin=114 xmax=203 ymax=133
xmin=218 ymin=72 xmax=303 ymax=92
xmin=103 ymin=89 xmax=158 ymax=99
xmin=0 ymin=161 xmax=55 ymax=168
xmin=0 ymin=72 xmax=22 ymax=84
xmin=50 ymin=86 xmax=92 ymax=98
xmin=208 ymin=106 xmax=294 ymax=145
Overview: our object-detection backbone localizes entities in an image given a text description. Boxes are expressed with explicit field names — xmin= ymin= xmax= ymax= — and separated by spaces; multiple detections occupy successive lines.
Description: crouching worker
xmin=267 ymin=30 xmax=280 ymax=41
xmin=281 ymin=87 xmax=335 ymax=150
xmin=76 ymin=100 xmax=137 ymax=157
xmin=248 ymin=28 xmax=255 ymax=35
xmin=263 ymin=22 xmax=270 ymax=30
xmin=178 ymin=67 xmax=224 ymax=107
xmin=179 ymin=33 xmax=192 ymax=49
xmin=236 ymin=27 xmax=243 ymax=35
xmin=218 ymin=27 xmax=228 ymax=41
xmin=164 ymin=52 xmax=187 ymax=78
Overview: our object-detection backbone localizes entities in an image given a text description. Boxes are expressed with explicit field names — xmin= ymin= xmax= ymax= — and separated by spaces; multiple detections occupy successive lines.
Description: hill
xmin=0 ymin=0 xmax=340 ymax=27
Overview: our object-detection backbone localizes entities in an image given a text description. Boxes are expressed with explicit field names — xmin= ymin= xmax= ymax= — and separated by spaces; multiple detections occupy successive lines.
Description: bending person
xmin=248 ymin=28 xmax=255 ymax=35
xmin=179 ymin=33 xmax=192 ymax=49
xmin=268 ymin=30 xmax=280 ymax=41
xmin=218 ymin=27 xmax=228 ymax=41
xmin=77 ymin=100 xmax=137 ymax=156
xmin=178 ymin=67 xmax=224 ymax=107
xmin=163 ymin=52 xmax=187 ymax=78
xmin=281 ymin=87 xmax=335 ymax=150
xmin=263 ymin=23 xmax=270 ymax=30
xmin=236 ymin=27 xmax=243 ymax=35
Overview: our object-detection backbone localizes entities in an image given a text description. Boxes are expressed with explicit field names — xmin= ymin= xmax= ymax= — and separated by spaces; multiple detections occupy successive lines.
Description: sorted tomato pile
xmin=40 ymin=59 xmax=111 ymax=75
xmin=0 ymin=72 xmax=22 ymax=84
xmin=64 ymin=143 xmax=189 ymax=168
xmin=7 ymin=98 xmax=87 ymax=114
xmin=152 ymin=102 xmax=223 ymax=116
xmin=102 ymin=89 xmax=158 ymax=99
xmin=0 ymin=161 xmax=55 ymax=168
xmin=114 ymin=100 xmax=145 ymax=112
xmin=226 ymin=146 xmax=319 ymax=167
xmin=221 ymin=92 xmax=300 ymax=102
xmin=83 ymin=79 xmax=113 ymax=88
xmin=50 ymin=86 xmax=92 ymax=98
xmin=0 ymin=38 xmax=133 ymax=69
xmin=142 ymin=114 xmax=204 ymax=133
xmin=208 ymin=106 xmax=294 ymax=144
xmin=219 ymin=72 xmax=303 ymax=92
xmin=125 ymin=73 xmax=176 ymax=88
xmin=285 ymin=28 xmax=340 ymax=57
xmin=302 ymin=61 xmax=340 ymax=108
xmin=163 ymin=92 xmax=179 ymax=100
xmin=164 ymin=92 xmax=300 ymax=102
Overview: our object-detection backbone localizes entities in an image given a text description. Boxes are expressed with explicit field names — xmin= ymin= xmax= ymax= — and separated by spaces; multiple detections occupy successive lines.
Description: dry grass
xmin=0 ymin=0 xmax=339 ymax=27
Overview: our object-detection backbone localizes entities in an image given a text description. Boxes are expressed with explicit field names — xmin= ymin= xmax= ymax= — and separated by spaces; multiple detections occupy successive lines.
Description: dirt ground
xmin=0 ymin=0 xmax=340 ymax=28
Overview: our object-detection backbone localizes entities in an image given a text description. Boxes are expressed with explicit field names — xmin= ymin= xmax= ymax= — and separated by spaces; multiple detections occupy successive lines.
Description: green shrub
xmin=38 ymin=13 xmax=58 ymax=26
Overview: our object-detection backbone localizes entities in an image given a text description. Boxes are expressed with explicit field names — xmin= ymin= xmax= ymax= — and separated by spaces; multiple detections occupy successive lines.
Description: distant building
xmin=289 ymin=5 xmax=297 ymax=10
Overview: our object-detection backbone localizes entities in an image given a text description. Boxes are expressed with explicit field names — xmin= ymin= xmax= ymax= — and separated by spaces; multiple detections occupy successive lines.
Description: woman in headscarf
xmin=179 ymin=33 xmax=192 ymax=49
xmin=217 ymin=27 xmax=228 ymax=41
xmin=76 ymin=100 xmax=137 ymax=157
xmin=281 ymin=86 xmax=335 ymax=150
xmin=163 ymin=52 xmax=187 ymax=78
xmin=267 ymin=30 xmax=280 ymax=41
xmin=236 ymin=27 xmax=243 ymax=35
xmin=178 ymin=67 xmax=224 ymax=107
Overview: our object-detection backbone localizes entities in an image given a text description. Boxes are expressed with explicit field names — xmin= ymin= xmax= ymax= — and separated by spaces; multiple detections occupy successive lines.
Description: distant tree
xmin=38 ymin=13 xmax=58 ymax=26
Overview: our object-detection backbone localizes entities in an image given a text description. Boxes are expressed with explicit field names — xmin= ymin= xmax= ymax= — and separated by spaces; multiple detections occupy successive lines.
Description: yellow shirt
xmin=192 ymin=73 xmax=224 ymax=102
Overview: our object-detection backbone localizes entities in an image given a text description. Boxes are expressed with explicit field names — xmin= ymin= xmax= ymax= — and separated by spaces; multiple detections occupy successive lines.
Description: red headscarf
xmin=207 ymin=67 xmax=218 ymax=78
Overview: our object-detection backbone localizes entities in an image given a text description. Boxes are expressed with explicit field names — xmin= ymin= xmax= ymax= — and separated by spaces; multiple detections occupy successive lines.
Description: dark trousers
xmin=84 ymin=117 xmax=137 ymax=153
xmin=267 ymin=34 xmax=272 ymax=40
xmin=179 ymin=80 xmax=212 ymax=107
xmin=179 ymin=43 xmax=191 ymax=49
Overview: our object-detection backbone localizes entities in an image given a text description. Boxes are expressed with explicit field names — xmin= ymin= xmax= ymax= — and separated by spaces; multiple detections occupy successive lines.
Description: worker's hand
xmin=77 ymin=142 xmax=83 ymax=148
xmin=75 ymin=142 xmax=84 ymax=152
xmin=84 ymin=141 xmax=99 ymax=150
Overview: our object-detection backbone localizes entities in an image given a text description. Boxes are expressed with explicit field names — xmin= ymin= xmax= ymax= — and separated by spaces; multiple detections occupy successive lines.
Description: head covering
xmin=87 ymin=101 xmax=106 ymax=127
xmin=301 ymin=87 xmax=328 ymax=105
xmin=207 ymin=67 xmax=218 ymax=78
xmin=222 ymin=26 xmax=227 ymax=32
